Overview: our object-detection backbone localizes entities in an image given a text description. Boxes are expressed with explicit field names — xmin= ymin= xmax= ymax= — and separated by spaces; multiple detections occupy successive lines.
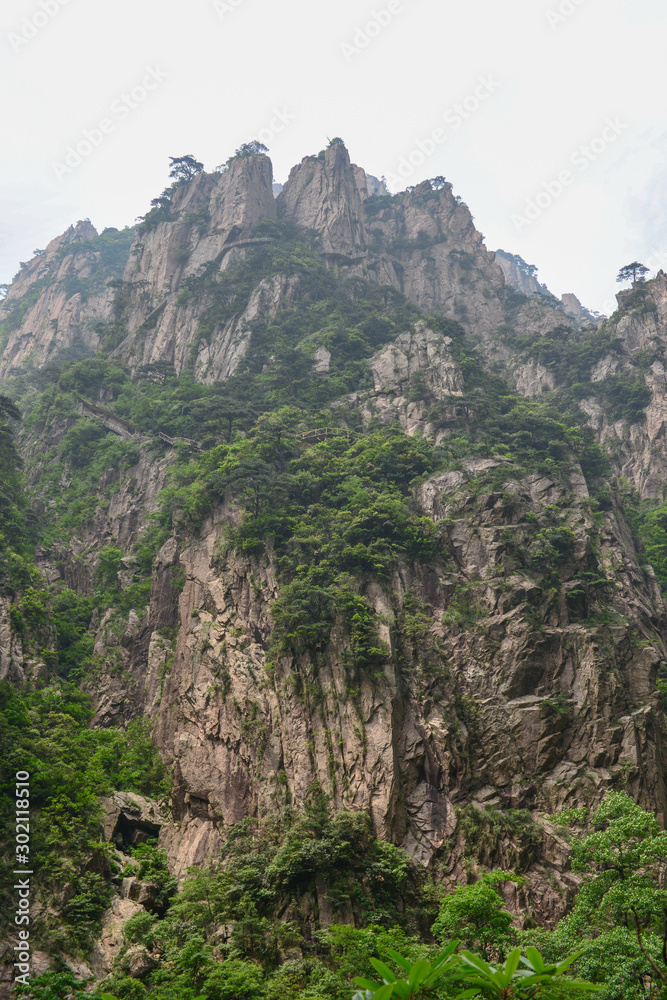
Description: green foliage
xmin=61 ymin=418 xmax=111 ymax=467
xmin=159 ymin=422 xmax=435 ymax=672
xmin=149 ymin=802 xmax=418 ymax=986
xmin=202 ymin=959 xmax=265 ymax=1000
xmin=57 ymin=356 xmax=129 ymax=397
xmin=52 ymin=588 xmax=95 ymax=677
xmin=102 ymin=979 xmax=147 ymax=1000
xmin=519 ymin=794 xmax=667 ymax=999
xmin=123 ymin=910 xmax=159 ymax=948
xmin=169 ymin=154 xmax=204 ymax=183
xmin=352 ymin=944 xmax=595 ymax=1000
xmin=62 ymin=870 xmax=114 ymax=944
xmin=215 ymin=141 xmax=270 ymax=172
xmin=56 ymin=228 xmax=136 ymax=301
xmin=16 ymin=971 xmax=89 ymax=1000
xmin=617 ymin=263 xmax=649 ymax=287
xmin=432 ymin=873 xmax=525 ymax=959
xmin=620 ymin=483 xmax=667 ymax=593
xmin=353 ymin=940 xmax=461 ymax=1000
xmin=0 ymin=277 xmax=52 ymax=346
xmin=456 ymin=947 xmax=596 ymax=1000
xmin=130 ymin=843 xmax=178 ymax=911
xmin=98 ymin=545 xmax=124 ymax=587
xmin=11 ymin=587 xmax=51 ymax=634
xmin=6 ymin=158 xmax=667 ymax=1000
xmin=594 ymin=375 xmax=651 ymax=423
xmin=557 ymin=926 xmax=661 ymax=1000
xmin=0 ymin=681 xmax=168 ymax=953
xmin=566 ymin=793 xmax=667 ymax=945
xmin=0 ymin=393 xmax=36 ymax=591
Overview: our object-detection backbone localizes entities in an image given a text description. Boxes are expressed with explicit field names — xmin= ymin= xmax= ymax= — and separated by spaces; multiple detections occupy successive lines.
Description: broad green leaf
xmin=523 ymin=947 xmax=548 ymax=973
xmin=461 ymin=975 xmax=496 ymax=990
xmin=372 ymin=985 xmax=396 ymax=1000
xmin=504 ymin=949 xmax=522 ymax=980
xmin=488 ymin=969 xmax=508 ymax=989
xmin=408 ymin=960 xmax=432 ymax=988
xmin=434 ymin=940 xmax=460 ymax=963
xmin=385 ymin=949 xmax=412 ymax=973
xmin=460 ymin=951 xmax=494 ymax=976
xmin=555 ymin=951 xmax=585 ymax=974
xmin=370 ymin=958 xmax=398 ymax=984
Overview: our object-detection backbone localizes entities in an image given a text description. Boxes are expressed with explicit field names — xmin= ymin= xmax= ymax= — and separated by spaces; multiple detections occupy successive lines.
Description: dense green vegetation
xmin=0 ymin=681 xmax=168 ymax=954
xmin=5 ymin=176 xmax=667 ymax=1000
xmin=0 ymin=393 xmax=37 ymax=591
xmin=498 ymin=308 xmax=652 ymax=424
xmin=11 ymin=792 xmax=659 ymax=1000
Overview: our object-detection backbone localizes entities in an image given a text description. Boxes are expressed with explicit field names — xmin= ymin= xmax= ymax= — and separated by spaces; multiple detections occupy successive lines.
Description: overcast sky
xmin=1 ymin=0 xmax=665 ymax=314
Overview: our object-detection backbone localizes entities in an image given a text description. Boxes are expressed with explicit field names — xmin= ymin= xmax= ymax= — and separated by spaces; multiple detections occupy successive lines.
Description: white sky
xmin=1 ymin=0 xmax=665 ymax=314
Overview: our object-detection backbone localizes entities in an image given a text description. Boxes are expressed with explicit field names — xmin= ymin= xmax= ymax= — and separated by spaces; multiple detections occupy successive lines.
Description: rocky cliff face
xmin=494 ymin=250 xmax=551 ymax=300
xmin=495 ymin=250 xmax=598 ymax=328
xmin=577 ymin=273 xmax=667 ymax=497
xmin=1 ymin=144 xmax=576 ymax=387
xmin=27 ymin=315 xmax=664 ymax=899
xmin=0 ymin=221 xmax=113 ymax=377
xmin=89 ymin=360 xmax=666 ymax=896
xmin=2 ymin=142 xmax=667 ymax=979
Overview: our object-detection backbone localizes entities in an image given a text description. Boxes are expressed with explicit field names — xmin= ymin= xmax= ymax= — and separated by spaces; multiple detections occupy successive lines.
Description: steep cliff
xmin=1 ymin=143 xmax=667 ymax=995
xmin=0 ymin=222 xmax=133 ymax=377
xmin=495 ymin=250 xmax=598 ymax=328
xmin=0 ymin=144 xmax=584 ymax=389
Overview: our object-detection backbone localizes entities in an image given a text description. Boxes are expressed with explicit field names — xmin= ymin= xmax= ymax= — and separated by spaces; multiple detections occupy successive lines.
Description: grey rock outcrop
xmin=112 ymin=154 xmax=277 ymax=375
xmin=0 ymin=221 xmax=112 ymax=377
xmin=90 ymin=453 xmax=665 ymax=884
xmin=279 ymin=144 xmax=368 ymax=257
xmin=101 ymin=791 xmax=165 ymax=849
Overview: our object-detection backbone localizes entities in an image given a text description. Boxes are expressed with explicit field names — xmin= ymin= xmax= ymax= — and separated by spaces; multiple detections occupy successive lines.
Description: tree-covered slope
xmin=1 ymin=143 xmax=667 ymax=1000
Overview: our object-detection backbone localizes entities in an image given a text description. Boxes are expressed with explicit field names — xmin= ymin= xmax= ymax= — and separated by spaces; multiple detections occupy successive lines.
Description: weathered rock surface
xmin=89 ymin=896 xmax=144 ymax=978
xmin=111 ymin=154 xmax=277 ymax=375
xmin=88 ymin=454 xmax=664 ymax=885
xmin=279 ymin=144 xmax=368 ymax=257
xmin=101 ymin=791 xmax=165 ymax=849
xmin=1 ymin=143 xmax=584 ymax=390
xmin=354 ymin=320 xmax=463 ymax=438
xmin=0 ymin=220 xmax=111 ymax=377
xmin=3 ymin=142 xmax=667 ymax=949
xmin=571 ymin=273 xmax=667 ymax=496
xmin=495 ymin=249 xmax=551 ymax=299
